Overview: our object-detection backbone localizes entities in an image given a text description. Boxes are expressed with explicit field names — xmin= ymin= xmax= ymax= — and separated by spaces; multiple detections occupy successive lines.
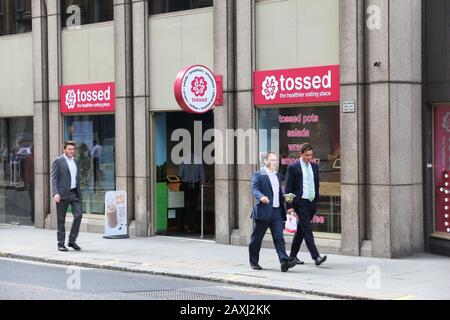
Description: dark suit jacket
xmin=251 ymin=168 xmax=286 ymax=221
xmin=285 ymin=160 xmax=320 ymax=210
xmin=51 ymin=155 xmax=82 ymax=200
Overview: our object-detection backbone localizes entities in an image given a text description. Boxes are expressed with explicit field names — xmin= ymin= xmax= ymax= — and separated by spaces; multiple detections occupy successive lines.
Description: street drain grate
xmin=126 ymin=290 xmax=228 ymax=300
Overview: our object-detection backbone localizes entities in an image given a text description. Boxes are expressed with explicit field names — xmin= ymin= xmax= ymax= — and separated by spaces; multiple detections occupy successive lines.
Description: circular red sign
xmin=174 ymin=65 xmax=217 ymax=114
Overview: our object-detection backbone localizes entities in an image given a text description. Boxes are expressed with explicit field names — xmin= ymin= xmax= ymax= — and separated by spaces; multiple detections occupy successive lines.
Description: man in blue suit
xmin=249 ymin=152 xmax=297 ymax=272
xmin=285 ymin=143 xmax=327 ymax=266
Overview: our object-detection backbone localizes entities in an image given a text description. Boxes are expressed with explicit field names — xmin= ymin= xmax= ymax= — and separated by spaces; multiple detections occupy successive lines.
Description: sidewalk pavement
xmin=1 ymin=224 xmax=449 ymax=300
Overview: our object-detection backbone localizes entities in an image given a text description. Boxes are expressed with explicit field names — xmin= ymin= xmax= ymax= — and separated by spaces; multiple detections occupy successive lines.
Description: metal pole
xmin=201 ymin=184 xmax=204 ymax=239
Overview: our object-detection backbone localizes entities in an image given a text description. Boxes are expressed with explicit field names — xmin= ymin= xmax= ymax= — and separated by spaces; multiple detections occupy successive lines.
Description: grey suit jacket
xmin=51 ymin=155 xmax=82 ymax=200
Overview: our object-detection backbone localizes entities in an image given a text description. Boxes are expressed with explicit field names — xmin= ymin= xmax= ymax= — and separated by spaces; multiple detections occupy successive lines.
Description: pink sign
xmin=434 ymin=106 xmax=450 ymax=235
xmin=174 ymin=65 xmax=219 ymax=114
xmin=60 ymin=82 xmax=115 ymax=114
xmin=254 ymin=65 xmax=340 ymax=106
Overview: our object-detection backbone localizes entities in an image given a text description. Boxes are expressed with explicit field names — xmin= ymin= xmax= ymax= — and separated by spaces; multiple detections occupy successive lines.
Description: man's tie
xmin=306 ymin=163 xmax=315 ymax=202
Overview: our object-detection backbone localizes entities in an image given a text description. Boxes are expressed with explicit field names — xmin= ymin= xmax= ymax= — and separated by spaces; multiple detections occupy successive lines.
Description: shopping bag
xmin=284 ymin=213 xmax=298 ymax=233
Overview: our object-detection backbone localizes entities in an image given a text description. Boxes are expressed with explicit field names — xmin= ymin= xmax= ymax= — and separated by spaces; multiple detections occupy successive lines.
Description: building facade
xmin=0 ymin=0 xmax=447 ymax=258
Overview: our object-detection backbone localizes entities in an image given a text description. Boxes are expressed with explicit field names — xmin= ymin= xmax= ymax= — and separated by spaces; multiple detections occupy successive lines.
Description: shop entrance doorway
xmin=154 ymin=111 xmax=215 ymax=239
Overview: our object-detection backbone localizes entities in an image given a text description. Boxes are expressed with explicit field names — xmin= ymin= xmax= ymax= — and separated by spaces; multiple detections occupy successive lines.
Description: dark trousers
xmin=180 ymin=181 xmax=200 ymax=231
xmin=57 ymin=190 xmax=82 ymax=245
xmin=249 ymin=208 xmax=290 ymax=265
xmin=93 ymin=157 xmax=100 ymax=190
xmin=3 ymin=160 xmax=8 ymax=180
xmin=28 ymin=182 xmax=34 ymax=224
xmin=290 ymin=199 xmax=320 ymax=260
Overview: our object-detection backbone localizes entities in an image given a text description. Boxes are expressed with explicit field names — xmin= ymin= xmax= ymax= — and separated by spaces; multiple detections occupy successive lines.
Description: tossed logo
xmin=65 ymin=90 xmax=77 ymax=109
xmin=191 ymin=76 xmax=208 ymax=97
xmin=262 ymin=76 xmax=278 ymax=100
xmin=443 ymin=112 xmax=450 ymax=133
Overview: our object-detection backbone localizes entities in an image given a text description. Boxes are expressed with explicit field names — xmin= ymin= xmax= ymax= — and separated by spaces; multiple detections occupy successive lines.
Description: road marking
xmin=221 ymin=285 xmax=331 ymax=300
xmin=100 ymin=260 xmax=121 ymax=266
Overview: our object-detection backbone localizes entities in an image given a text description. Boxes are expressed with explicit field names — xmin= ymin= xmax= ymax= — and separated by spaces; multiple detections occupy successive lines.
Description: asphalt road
xmin=0 ymin=258 xmax=333 ymax=300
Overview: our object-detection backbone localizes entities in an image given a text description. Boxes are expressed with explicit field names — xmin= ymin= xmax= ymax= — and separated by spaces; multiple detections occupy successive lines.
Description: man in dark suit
xmin=249 ymin=152 xmax=296 ymax=272
xmin=285 ymin=143 xmax=327 ymax=266
xmin=51 ymin=141 xmax=83 ymax=252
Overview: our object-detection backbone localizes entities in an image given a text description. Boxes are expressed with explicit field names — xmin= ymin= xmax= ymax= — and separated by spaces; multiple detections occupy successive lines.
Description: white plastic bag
xmin=284 ymin=214 xmax=298 ymax=234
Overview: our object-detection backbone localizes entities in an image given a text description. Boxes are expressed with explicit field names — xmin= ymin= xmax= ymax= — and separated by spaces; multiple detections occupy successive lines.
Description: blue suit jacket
xmin=251 ymin=168 xmax=286 ymax=221
xmin=285 ymin=161 xmax=320 ymax=210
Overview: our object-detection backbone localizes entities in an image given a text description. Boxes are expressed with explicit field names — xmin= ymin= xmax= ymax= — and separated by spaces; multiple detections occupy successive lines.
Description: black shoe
xmin=250 ymin=263 xmax=263 ymax=270
xmin=68 ymin=242 xmax=82 ymax=251
xmin=292 ymin=257 xmax=305 ymax=265
xmin=315 ymin=255 xmax=327 ymax=266
xmin=58 ymin=245 xmax=69 ymax=252
xmin=281 ymin=258 xmax=297 ymax=272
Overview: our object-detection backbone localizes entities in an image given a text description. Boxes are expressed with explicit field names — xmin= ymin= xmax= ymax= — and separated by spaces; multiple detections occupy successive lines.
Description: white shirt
xmin=264 ymin=167 xmax=280 ymax=208
xmin=92 ymin=144 xmax=102 ymax=158
xmin=300 ymin=159 xmax=315 ymax=200
xmin=64 ymin=154 xmax=77 ymax=189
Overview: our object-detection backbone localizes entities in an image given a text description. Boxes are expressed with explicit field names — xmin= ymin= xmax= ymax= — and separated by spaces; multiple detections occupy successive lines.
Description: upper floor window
xmin=61 ymin=0 xmax=113 ymax=28
xmin=0 ymin=0 xmax=32 ymax=36
xmin=149 ymin=0 xmax=213 ymax=15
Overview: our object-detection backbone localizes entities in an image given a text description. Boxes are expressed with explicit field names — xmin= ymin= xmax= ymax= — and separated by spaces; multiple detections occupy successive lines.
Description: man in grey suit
xmin=51 ymin=141 xmax=83 ymax=252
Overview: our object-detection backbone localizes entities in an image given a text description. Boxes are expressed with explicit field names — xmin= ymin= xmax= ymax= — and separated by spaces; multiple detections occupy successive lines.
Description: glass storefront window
xmin=258 ymin=106 xmax=341 ymax=234
xmin=149 ymin=0 xmax=213 ymax=15
xmin=433 ymin=105 xmax=450 ymax=238
xmin=0 ymin=0 xmax=32 ymax=36
xmin=0 ymin=117 xmax=34 ymax=226
xmin=64 ymin=115 xmax=115 ymax=215
xmin=61 ymin=0 xmax=113 ymax=27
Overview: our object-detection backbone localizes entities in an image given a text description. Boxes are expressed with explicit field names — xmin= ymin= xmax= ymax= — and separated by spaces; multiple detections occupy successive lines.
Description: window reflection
xmin=0 ymin=0 xmax=32 ymax=36
xmin=149 ymin=0 xmax=213 ymax=15
xmin=259 ymin=106 xmax=341 ymax=234
xmin=61 ymin=0 xmax=113 ymax=27
xmin=64 ymin=115 xmax=115 ymax=215
xmin=0 ymin=117 xmax=34 ymax=226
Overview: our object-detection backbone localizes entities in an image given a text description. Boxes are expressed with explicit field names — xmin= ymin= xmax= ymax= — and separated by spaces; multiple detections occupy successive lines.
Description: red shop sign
xmin=60 ymin=82 xmax=115 ymax=114
xmin=254 ymin=65 xmax=340 ymax=106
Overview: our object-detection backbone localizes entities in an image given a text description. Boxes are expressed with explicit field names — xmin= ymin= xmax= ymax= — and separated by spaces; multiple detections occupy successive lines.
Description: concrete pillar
xmin=339 ymin=0 xmax=367 ymax=256
xmin=46 ymin=0 xmax=63 ymax=231
xmin=365 ymin=0 xmax=423 ymax=258
xmin=231 ymin=0 xmax=257 ymax=246
xmin=132 ymin=0 xmax=150 ymax=236
xmin=114 ymin=0 xmax=135 ymax=224
xmin=214 ymin=0 xmax=236 ymax=245
xmin=32 ymin=0 xmax=49 ymax=229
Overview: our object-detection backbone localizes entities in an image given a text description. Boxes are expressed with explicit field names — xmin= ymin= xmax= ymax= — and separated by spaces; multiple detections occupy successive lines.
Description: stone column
xmin=214 ymin=0 xmax=236 ymax=245
xmin=46 ymin=0 xmax=63 ymax=230
xmin=114 ymin=0 xmax=135 ymax=224
xmin=231 ymin=0 xmax=257 ymax=246
xmin=32 ymin=0 xmax=49 ymax=229
xmin=365 ymin=0 xmax=423 ymax=258
xmin=131 ymin=0 xmax=150 ymax=236
xmin=339 ymin=0 xmax=367 ymax=256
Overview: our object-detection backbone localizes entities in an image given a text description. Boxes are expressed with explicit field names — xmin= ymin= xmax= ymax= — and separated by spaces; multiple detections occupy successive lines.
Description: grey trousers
xmin=57 ymin=190 xmax=83 ymax=245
